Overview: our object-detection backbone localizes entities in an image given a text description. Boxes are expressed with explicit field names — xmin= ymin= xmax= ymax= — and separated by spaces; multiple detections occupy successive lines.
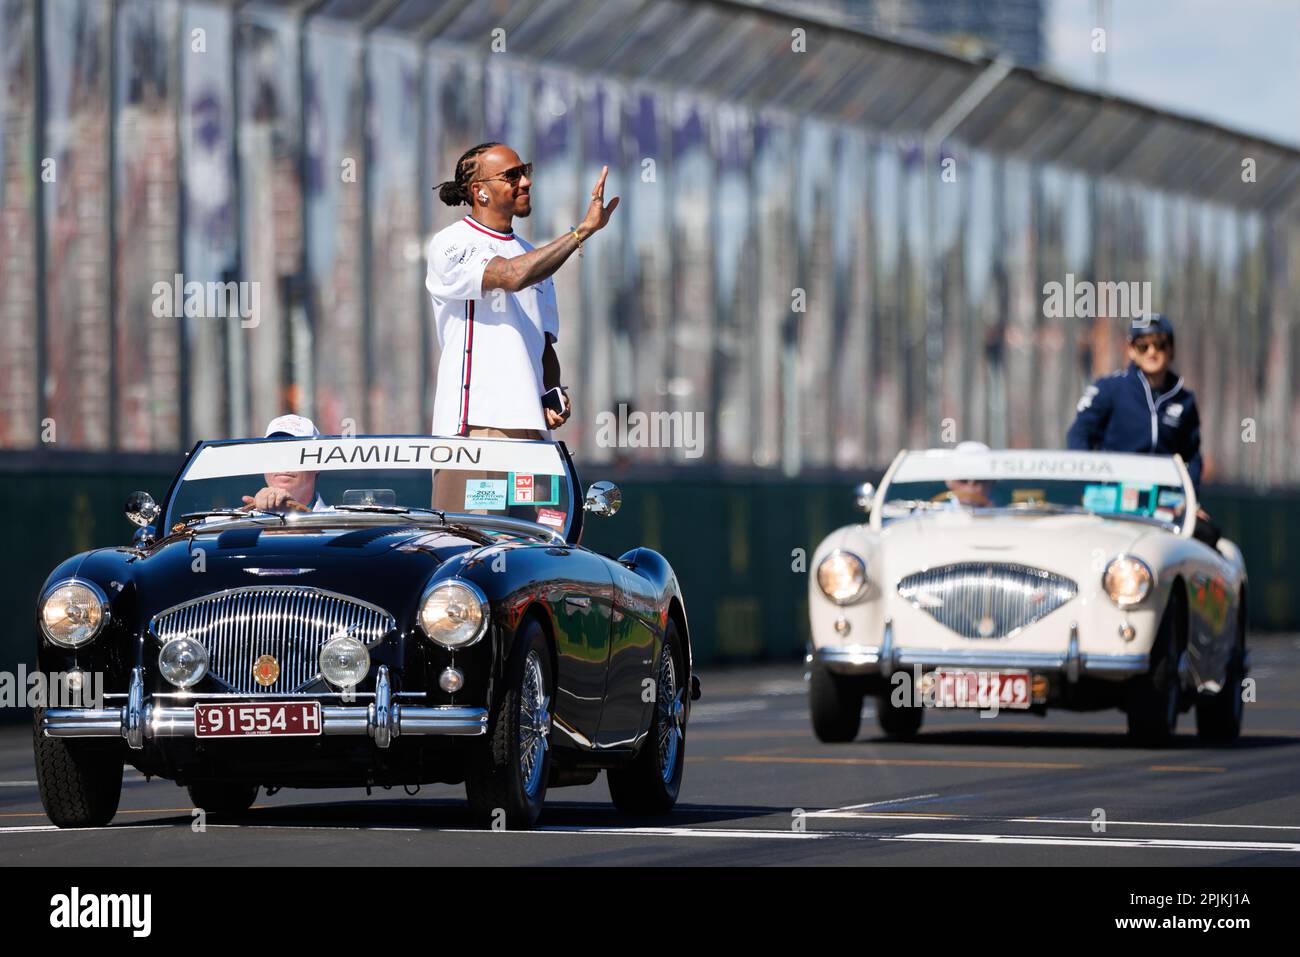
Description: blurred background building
xmin=1 ymin=0 xmax=1299 ymax=663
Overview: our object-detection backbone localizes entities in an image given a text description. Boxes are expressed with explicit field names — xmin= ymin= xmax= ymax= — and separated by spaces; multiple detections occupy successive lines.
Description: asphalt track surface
xmin=2 ymin=636 xmax=1299 ymax=866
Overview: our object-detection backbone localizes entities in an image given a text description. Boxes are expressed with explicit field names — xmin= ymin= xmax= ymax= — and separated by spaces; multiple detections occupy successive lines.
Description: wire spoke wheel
xmin=656 ymin=642 xmax=683 ymax=784
xmin=466 ymin=620 xmax=553 ymax=829
xmin=518 ymin=649 xmax=550 ymax=799
xmin=608 ymin=619 xmax=687 ymax=816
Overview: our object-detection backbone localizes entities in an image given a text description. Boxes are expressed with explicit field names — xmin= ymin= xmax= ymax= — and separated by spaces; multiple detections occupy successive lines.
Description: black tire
xmin=877 ymin=691 xmax=924 ymax=741
xmin=1127 ymin=591 xmax=1185 ymax=747
xmin=809 ymin=665 xmax=864 ymax=743
xmin=609 ymin=619 xmax=687 ymax=815
xmin=187 ymin=782 xmax=259 ymax=817
xmin=465 ymin=618 xmax=554 ymax=830
xmin=1196 ymin=604 xmax=1246 ymax=744
xmin=33 ymin=711 xmax=124 ymax=828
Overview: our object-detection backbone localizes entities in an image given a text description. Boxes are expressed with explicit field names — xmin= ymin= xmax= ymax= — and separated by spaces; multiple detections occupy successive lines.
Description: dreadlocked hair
xmin=436 ymin=141 xmax=500 ymax=207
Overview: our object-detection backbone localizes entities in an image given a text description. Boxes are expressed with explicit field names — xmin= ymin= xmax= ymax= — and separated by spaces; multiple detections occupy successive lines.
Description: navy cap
xmin=1128 ymin=313 xmax=1174 ymax=341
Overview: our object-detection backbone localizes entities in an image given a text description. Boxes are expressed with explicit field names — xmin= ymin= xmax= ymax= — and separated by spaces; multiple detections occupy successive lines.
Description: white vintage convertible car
xmin=807 ymin=448 xmax=1247 ymax=746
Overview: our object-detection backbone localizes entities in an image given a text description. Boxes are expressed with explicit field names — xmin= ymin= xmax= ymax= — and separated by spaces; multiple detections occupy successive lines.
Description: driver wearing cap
xmin=241 ymin=414 xmax=329 ymax=513
xmin=1067 ymin=314 xmax=1203 ymax=490
xmin=933 ymin=440 xmax=996 ymax=507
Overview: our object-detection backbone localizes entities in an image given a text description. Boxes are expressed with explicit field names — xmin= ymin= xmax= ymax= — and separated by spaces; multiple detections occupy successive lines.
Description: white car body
xmin=807 ymin=449 xmax=1248 ymax=744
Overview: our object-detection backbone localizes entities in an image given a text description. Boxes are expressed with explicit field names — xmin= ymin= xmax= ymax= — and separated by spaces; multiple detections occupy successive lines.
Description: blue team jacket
xmin=1066 ymin=363 xmax=1203 ymax=489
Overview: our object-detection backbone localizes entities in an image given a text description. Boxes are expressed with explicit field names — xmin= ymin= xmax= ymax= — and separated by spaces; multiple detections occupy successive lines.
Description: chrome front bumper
xmin=810 ymin=621 xmax=1149 ymax=681
xmin=40 ymin=666 xmax=487 ymax=749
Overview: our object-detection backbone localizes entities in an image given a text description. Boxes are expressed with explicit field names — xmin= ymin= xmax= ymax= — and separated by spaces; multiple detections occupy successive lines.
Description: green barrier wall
xmin=1 ymin=468 xmax=1294 ymax=723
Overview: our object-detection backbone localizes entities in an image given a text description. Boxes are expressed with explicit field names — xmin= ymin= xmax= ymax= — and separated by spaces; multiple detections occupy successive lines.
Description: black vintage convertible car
xmin=33 ymin=435 xmax=697 ymax=829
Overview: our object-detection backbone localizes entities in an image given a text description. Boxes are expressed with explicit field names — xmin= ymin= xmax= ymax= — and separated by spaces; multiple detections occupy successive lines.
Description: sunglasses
xmin=1132 ymin=337 xmax=1171 ymax=354
xmin=478 ymin=162 xmax=533 ymax=186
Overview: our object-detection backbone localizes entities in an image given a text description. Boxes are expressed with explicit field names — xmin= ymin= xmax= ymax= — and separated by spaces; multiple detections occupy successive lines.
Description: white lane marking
xmin=0 ymin=825 xmax=60 ymax=833
xmin=754 ymin=680 xmax=807 ymax=696
xmin=6 ymin=820 xmax=1298 ymax=852
xmin=218 ymin=823 xmax=832 ymax=840
xmin=813 ymin=811 xmax=1300 ymax=832
xmin=541 ymin=826 xmax=828 ymax=840
xmin=885 ymin=832 xmax=1300 ymax=852
xmin=0 ymin=776 xmax=146 ymax=788
xmin=0 ymin=824 xmax=179 ymax=834
xmin=816 ymin=794 xmax=940 ymax=815
xmin=690 ymin=700 xmax=770 ymax=719
xmin=690 ymin=701 xmax=780 ymax=724
xmin=0 ymin=821 xmax=831 ymax=840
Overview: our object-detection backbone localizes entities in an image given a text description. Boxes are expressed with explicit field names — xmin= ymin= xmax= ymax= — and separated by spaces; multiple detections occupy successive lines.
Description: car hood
xmin=870 ymin=511 xmax=1156 ymax=579
xmin=126 ymin=523 xmax=484 ymax=620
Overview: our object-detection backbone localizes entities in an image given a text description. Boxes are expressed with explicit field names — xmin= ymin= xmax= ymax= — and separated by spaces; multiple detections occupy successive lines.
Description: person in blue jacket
xmin=1067 ymin=314 xmax=1203 ymax=490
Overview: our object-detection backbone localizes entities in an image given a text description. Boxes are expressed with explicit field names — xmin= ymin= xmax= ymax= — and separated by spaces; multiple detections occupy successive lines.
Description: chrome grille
xmin=150 ymin=586 xmax=394 ymax=694
xmin=897 ymin=562 xmax=1077 ymax=639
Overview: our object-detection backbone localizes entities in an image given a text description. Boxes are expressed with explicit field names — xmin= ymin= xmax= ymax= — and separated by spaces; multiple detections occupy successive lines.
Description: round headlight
xmin=159 ymin=636 xmax=209 ymax=689
xmin=817 ymin=550 xmax=868 ymax=604
xmin=419 ymin=580 xmax=489 ymax=648
xmin=1103 ymin=556 xmax=1153 ymax=607
xmin=319 ymin=635 xmax=370 ymax=689
xmin=39 ymin=581 xmax=108 ymax=648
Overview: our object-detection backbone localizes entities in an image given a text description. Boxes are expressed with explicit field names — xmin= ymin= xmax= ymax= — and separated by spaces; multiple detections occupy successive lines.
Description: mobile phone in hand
xmin=541 ymin=387 xmax=565 ymax=415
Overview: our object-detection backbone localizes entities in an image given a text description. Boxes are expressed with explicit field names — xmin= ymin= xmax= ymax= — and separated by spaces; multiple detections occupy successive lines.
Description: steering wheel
xmin=238 ymin=497 xmax=311 ymax=514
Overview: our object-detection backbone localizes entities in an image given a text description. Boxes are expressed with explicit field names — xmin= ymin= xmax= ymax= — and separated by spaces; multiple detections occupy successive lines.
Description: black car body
xmin=34 ymin=435 xmax=696 ymax=829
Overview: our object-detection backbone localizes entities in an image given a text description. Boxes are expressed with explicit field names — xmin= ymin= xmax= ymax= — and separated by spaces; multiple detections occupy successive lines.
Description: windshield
xmin=165 ymin=436 xmax=575 ymax=537
xmin=880 ymin=450 xmax=1190 ymax=530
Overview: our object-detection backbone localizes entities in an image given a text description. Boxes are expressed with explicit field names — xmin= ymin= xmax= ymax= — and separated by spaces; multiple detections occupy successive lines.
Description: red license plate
xmin=194 ymin=702 xmax=323 ymax=738
xmin=932 ymin=670 xmax=1031 ymax=710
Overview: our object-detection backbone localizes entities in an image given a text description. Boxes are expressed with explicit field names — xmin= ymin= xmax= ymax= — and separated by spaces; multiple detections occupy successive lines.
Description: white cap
xmin=954 ymin=440 xmax=991 ymax=455
xmin=264 ymin=414 xmax=320 ymax=438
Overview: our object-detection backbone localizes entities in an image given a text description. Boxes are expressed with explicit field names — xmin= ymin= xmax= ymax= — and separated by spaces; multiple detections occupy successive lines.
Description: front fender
xmin=808 ymin=524 xmax=883 ymax=653
xmin=35 ymin=549 xmax=140 ymax=692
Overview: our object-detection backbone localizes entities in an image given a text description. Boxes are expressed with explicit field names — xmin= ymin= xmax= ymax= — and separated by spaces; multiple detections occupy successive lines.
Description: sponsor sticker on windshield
xmin=1082 ymin=484 xmax=1119 ymax=512
xmin=508 ymin=473 xmax=559 ymax=506
xmin=1120 ymin=482 xmax=1155 ymax=514
xmin=1120 ymin=485 xmax=1141 ymax=512
xmin=1157 ymin=488 xmax=1185 ymax=509
xmin=537 ymin=508 xmax=566 ymax=530
xmin=464 ymin=479 xmax=508 ymax=510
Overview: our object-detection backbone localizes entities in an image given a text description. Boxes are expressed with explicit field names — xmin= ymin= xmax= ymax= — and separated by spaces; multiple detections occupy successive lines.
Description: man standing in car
xmin=426 ymin=142 xmax=618 ymax=439
xmin=426 ymin=142 xmax=618 ymax=510
xmin=1067 ymin=314 xmax=1204 ymax=490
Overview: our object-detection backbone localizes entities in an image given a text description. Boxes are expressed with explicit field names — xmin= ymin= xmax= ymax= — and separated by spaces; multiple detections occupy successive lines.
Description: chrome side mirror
xmin=125 ymin=491 xmax=160 ymax=528
xmin=583 ymin=481 xmax=622 ymax=518
xmin=854 ymin=482 xmax=876 ymax=514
